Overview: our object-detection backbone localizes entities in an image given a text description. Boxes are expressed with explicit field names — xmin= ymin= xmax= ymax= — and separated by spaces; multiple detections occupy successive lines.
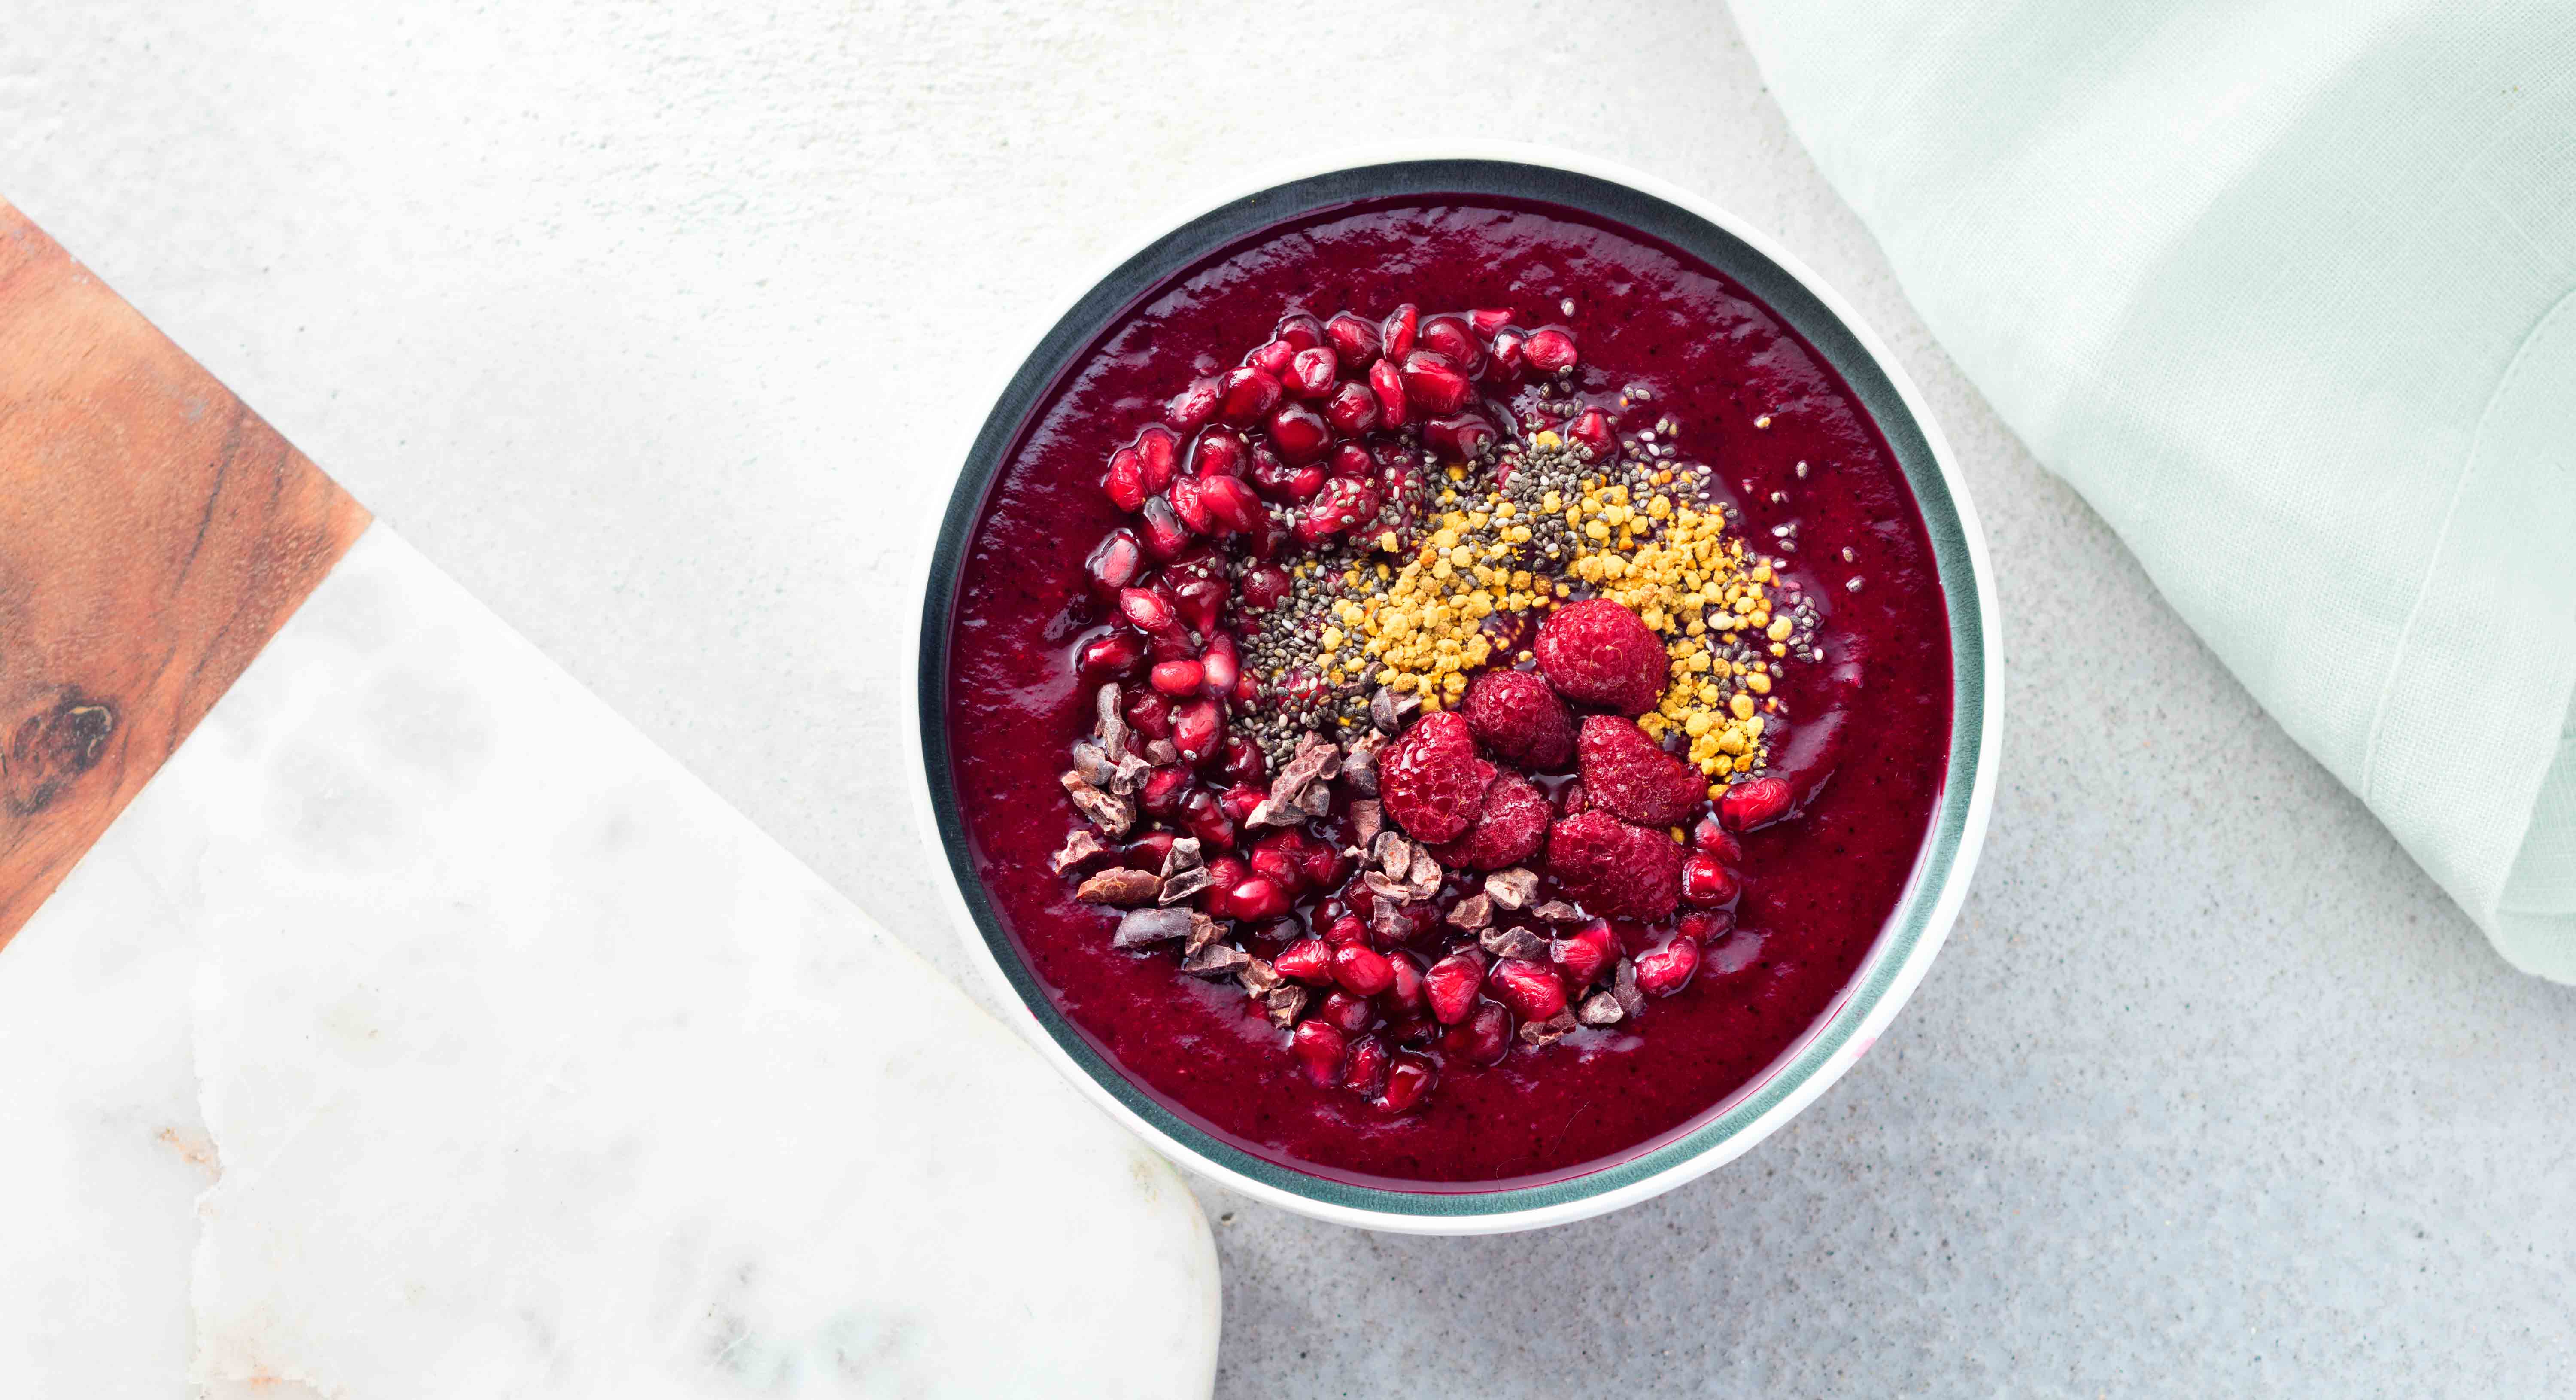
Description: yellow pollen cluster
xmin=1559 ymin=476 xmax=1783 ymax=787
xmin=1332 ymin=488 xmax=1552 ymax=713
xmin=1319 ymin=457 xmax=1793 ymax=790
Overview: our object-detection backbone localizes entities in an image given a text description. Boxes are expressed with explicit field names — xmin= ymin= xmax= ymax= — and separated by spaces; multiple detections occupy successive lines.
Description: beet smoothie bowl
xmin=911 ymin=152 xmax=1999 ymax=1234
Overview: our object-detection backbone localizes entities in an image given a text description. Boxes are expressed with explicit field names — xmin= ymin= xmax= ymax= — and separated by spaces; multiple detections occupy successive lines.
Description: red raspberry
xmin=1534 ymin=599 xmax=1667 ymax=715
xmin=1378 ymin=710 xmax=1494 ymax=844
xmin=1430 ymin=770 xmax=1551 ymax=871
xmin=1461 ymin=668 xmax=1575 ymax=769
xmin=1575 ymin=715 xmax=1704 ymax=829
xmin=1546 ymin=810 xmax=1683 ymax=921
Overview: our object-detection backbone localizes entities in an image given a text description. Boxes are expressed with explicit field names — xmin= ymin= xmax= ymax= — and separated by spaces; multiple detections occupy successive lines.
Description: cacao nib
xmin=1076 ymin=867 xmax=1161 ymax=906
xmin=1060 ymin=771 xmax=1135 ymax=838
xmin=1484 ymin=867 xmax=1539 ymax=910
xmin=1112 ymin=907 xmax=1193 ymax=948
xmin=1051 ymin=829 xmax=1113 ymax=874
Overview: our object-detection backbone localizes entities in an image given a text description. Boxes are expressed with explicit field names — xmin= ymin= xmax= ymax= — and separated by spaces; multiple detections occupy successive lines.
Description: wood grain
xmin=0 ymin=198 xmax=369 ymax=949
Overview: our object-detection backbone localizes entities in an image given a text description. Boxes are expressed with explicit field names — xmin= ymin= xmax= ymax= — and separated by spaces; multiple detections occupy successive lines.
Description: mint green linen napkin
xmin=1731 ymin=0 xmax=2576 ymax=977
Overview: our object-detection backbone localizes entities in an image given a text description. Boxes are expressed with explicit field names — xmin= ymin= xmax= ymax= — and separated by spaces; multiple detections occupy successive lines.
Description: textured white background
xmin=7 ymin=1 xmax=2573 ymax=1391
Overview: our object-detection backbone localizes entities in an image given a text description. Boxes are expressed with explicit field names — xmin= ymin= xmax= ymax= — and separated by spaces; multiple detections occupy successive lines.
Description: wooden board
xmin=0 ymin=199 xmax=368 ymax=948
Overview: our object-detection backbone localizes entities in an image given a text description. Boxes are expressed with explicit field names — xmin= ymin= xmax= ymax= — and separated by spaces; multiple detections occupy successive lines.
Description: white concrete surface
xmin=7 ymin=1 xmax=2572 ymax=1392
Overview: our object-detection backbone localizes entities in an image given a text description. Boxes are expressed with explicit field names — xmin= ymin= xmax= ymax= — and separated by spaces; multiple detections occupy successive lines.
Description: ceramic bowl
xmin=908 ymin=144 xmax=2002 ymax=1234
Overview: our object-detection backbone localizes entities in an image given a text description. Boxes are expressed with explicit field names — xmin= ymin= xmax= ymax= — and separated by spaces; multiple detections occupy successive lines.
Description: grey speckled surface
xmin=8 ymin=2 xmax=2572 ymax=1392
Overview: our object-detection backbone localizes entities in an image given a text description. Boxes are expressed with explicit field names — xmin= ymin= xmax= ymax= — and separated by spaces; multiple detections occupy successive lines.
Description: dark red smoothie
xmin=944 ymin=198 xmax=1950 ymax=1185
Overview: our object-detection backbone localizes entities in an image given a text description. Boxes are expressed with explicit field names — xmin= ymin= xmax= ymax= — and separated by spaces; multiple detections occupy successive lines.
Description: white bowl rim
xmin=904 ymin=140 xmax=2005 ymax=1235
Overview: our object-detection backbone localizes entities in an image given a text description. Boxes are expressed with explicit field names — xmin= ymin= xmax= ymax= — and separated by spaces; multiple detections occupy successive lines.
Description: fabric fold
xmin=1732 ymin=0 xmax=2576 ymax=977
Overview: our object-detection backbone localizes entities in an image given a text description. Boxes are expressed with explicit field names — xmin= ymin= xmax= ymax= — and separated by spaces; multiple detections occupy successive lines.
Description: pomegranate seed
xmin=1329 ymin=441 xmax=1374 ymax=478
xmin=1202 ymin=854 xmax=1249 ymax=899
xmin=1375 ymin=1054 xmax=1436 ymax=1111
xmin=1171 ymin=697 xmax=1224 ymax=761
xmin=1551 ymin=921 xmax=1619 ymax=988
xmin=1418 ymin=314 xmax=1483 ymax=374
xmin=1175 ymin=787 xmax=1229 ymax=847
xmin=1325 ymin=312 xmax=1381 ymax=368
xmin=1487 ymin=957 xmax=1567 ymax=1021
xmin=1200 ymin=633 xmax=1240 ymax=696
xmin=1297 ymin=475 xmax=1379 ymax=542
xmin=1122 ymin=830 xmax=1176 ymax=870
xmin=1442 ymin=1001 xmax=1511 ymax=1066
xmin=1325 ymin=914 xmax=1370 ymax=947
xmin=1167 ymin=476 xmax=1215 ymax=534
xmin=1424 ymin=413 xmax=1497 ymax=463
xmin=1324 ymin=380 xmax=1382 ymax=434
xmin=1140 ymin=604 xmax=1194 ymax=651
xmin=1227 ymin=874 xmax=1290 ymax=922
xmin=1300 ymin=843 xmax=1348 ymax=891
xmin=1248 ymin=835 xmax=1305 ymax=893
xmin=1170 ymin=573 xmax=1227 ymax=635
xmin=1381 ymin=1010 xmax=1435 ymax=1047
xmin=1680 ymin=852 xmax=1739 ymax=906
xmin=1086 ymin=529 xmax=1144 ymax=594
xmin=1138 ymin=765 xmax=1191 ymax=816
xmin=1470 ymin=307 xmax=1515 ymax=336
xmin=1523 ymin=327 xmax=1578 ymax=374
xmin=1124 ymin=688 xmax=1171 ymax=739
xmin=1217 ymin=782 xmax=1264 ymax=827
xmin=1076 ymin=631 xmax=1145 ymax=682
xmin=1195 ymin=474 xmax=1263 ymax=534
xmin=1118 ymin=587 xmax=1176 ymax=633
xmin=1318 ymin=990 xmax=1376 ymax=1035
xmin=1190 ymin=430 xmax=1245 ymax=478
xmin=1241 ymin=563 xmax=1291 ymax=610
xmin=1634 ymin=936 xmax=1701 ymax=996
xmin=1487 ymin=327 xmax=1526 ymax=380
xmin=1721 ymin=776 xmax=1793 ymax=831
xmin=1287 ymin=346 xmax=1338 ymax=399
xmin=1221 ymin=734 xmax=1267 ymax=785
xmin=1380 ymin=303 xmax=1418 ymax=362
xmin=1690 ymin=813 xmax=1743 ymax=861
xmin=1676 ymin=910 xmax=1731 ymax=944
xmin=1136 ymin=497 xmax=1191 ymax=561
xmin=1425 ymin=948 xmax=1488 ymax=1024
xmin=1218 ymin=367 xmax=1283 ymax=424
xmin=1290 ymin=1020 xmax=1346 ymax=1086
xmin=1150 ymin=659 xmax=1203 ymax=695
xmin=1368 ymin=359 xmax=1409 ymax=429
xmin=1233 ymin=672 xmax=1260 ymax=704
xmin=1567 ymin=407 xmax=1616 ymax=457
xmin=1332 ymin=943 xmax=1395 ymax=996
xmin=1246 ymin=510 xmax=1291 ymax=560
xmin=1246 ymin=338 xmax=1296 ymax=380
xmin=1133 ymin=424 xmax=1179 ymax=492
xmin=1381 ymin=952 xmax=1426 ymax=1014
xmin=1273 ymin=312 xmax=1327 ymax=352
xmin=1144 ymin=624 xmax=1194 ymax=666
xmin=1105 ymin=448 xmax=1148 ymax=511
xmin=1340 ymin=1035 xmax=1391 ymax=1097
xmin=1268 ymin=402 xmax=1331 ymax=465
xmin=1275 ymin=937 xmax=1334 ymax=984
xmin=1400 ymin=351 xmax=1473 ymax=415
xmin=1167 ymin=376 xmax=1221 ymax=432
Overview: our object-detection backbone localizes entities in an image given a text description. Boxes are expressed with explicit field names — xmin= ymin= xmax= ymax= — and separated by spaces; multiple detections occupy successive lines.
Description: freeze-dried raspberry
xmin=1575 ymin=715 xmax=1704 ymax=829
xmin=1462 ymin=668 xmax=1575 ymax=770
xmin=1378 ymin=710 xmax=1494 ymax=844
xmin=1534 ymin=599 xmax=1666 ymax=715
xmin=1546 ymin=810 xmax=1683 ymax=921
xmin=1431 ymin=770 xmax=1550 ymax=871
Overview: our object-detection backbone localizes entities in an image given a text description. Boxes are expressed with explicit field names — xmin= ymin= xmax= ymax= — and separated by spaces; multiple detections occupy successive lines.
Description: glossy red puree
xmin=945 ymin=199 xmax=1950 ymax=1185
